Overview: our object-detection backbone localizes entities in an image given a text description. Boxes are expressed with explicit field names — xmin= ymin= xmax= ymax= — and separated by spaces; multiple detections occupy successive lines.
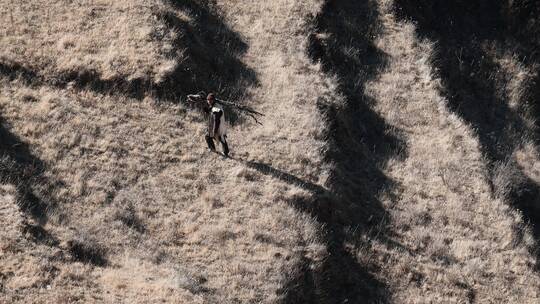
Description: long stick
xmin=186 ymin=93 xmax=265 ymax=125
xmin=216 ymin=98 xmax=264 ymax=125
xmin=216 ymin=98 xmax=265 ymax=116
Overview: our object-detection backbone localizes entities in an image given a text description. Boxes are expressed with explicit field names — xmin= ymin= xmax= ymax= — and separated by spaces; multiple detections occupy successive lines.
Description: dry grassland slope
xmin=0 ymin=0 xmax=539 ymax=303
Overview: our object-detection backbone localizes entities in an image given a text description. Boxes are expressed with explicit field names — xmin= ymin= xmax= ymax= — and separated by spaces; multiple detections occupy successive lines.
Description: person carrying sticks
xmin=188 ymin=92 xmax=230 ymax=156
xmin=187 ymin=91 xmax=265 ymax=157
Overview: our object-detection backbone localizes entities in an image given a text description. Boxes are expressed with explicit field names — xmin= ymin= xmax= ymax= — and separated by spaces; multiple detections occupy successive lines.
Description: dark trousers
xmin=205 ymin=134 xmax=229 ymax=156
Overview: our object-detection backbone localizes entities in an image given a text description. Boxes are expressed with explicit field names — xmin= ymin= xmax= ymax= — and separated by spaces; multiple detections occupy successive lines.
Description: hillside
xmin=1 ymin=0 xmax=539 ymax=303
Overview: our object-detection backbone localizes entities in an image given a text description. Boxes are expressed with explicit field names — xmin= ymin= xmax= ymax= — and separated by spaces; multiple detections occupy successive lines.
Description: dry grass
xmin=0 ymin=80 xmax=325 ymax=303
xmin=0 ymin=0 xmax=177 ymax=82
xmin=1 ymin=0 xmax=539 ymax=303
xmin=363 ymin=1 xmax=540 ymax=301
xmin=0 ymin=1 xmax=327 ymax=302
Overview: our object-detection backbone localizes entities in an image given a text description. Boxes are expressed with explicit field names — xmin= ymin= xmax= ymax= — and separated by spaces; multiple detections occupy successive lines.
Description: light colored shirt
xmin=208 ymin=103 xmax=227 ymax=138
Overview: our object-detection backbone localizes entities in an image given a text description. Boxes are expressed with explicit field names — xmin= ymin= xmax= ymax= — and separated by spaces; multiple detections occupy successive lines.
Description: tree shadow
xmin=160 ymin=0 xmax=256 ymax=97
xmin=0 ymin=59 xmax=153 ymax=100
xmin=243 ymin=0 xmax=406 ymax=302
xmin=394 ymin=0 xmax=540 ymax=242
xmin=0 ymin=116 xmax=57 ymax=227
xmin=157 ymin=0 xmax=258 ymax=124
xmin=0 ymin=0 xmax=257 ymax=249
xmin=0 ymin=0 xmax=258 ymax=125
xmin=243 ymin=159 xmax=401 ymax=303
xmin=22 ymin=223 xmax=59 ymax=247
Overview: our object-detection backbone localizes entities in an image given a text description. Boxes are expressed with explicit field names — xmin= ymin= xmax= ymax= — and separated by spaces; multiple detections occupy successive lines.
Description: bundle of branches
xmin=215 ymin=98 xmax=264 ymax=125
xmin=186 ymin=91 xmax=265 ymax=125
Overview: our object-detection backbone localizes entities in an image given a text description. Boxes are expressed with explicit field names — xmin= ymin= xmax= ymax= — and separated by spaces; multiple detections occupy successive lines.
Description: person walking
xmin=188 ymin=92 xmax=229 ymax=156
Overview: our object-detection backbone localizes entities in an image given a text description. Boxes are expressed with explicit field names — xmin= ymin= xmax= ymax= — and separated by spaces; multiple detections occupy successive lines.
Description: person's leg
xmin=205 ymin=135 xmax=216 ymax=151
xmin=219 ymin=135 xmax=229 ymax=156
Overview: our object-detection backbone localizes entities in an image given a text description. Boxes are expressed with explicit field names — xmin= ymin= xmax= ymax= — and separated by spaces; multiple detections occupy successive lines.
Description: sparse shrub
xmin=114 ymin=203 xmax=145 ymax=233
xmin=21 ymin=94 xmax=38 ymax=103
xmin=67 ymin=233 xmax=108 ymax=267
xmin=174 ymin=267 xmax=207 ymax=294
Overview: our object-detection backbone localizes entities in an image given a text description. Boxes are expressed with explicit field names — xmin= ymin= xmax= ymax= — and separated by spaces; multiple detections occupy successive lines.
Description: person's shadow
xmin=235 ymin=153 xmax=403 ymax=303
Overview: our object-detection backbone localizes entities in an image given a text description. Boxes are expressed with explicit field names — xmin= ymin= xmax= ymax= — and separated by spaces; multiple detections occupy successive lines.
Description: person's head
xmin=207 ymin=93 xmax=216 ymax=106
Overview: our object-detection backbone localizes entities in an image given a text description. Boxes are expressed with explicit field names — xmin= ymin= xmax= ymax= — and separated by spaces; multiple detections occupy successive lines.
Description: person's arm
xmin=187 ymin=93 xmax=210 ymax=112
xmin=187 ymin=94 xmax=203 ymax=102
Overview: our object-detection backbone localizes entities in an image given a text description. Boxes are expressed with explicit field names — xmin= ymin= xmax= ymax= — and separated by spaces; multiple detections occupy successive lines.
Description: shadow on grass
xmin=0 ymin=117 xmax=58 ymax=227
xmin=22 ymin=224 xmax=59 ymax=247
xmin=0 ymin=0 xmax=257 ymax=125
xmin=293 ymin=0 xmax=406 ymax=301
xmin=67 ymin=236 xmax=108 ymax=267
xmin=0 ymin=117 xmax=106 ymax=265
xmin=161 ymin=0 xmax=256 ymax=101
xmin=235 ymin=0 xmax=406 ymax=303
xmin=394 ymin=0 xmax=540 ymax=242
xmin=245 ymin=161 xmax=326 ymax=195
xmin=244 ymin=160 xmax=397 ymax=303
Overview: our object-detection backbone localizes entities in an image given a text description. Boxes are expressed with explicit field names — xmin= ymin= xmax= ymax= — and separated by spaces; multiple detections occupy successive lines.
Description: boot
xmin=219 ymin=135 xmax=229 ymax=157
xmin=205 ymin=135 xmax=216 ymax=151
